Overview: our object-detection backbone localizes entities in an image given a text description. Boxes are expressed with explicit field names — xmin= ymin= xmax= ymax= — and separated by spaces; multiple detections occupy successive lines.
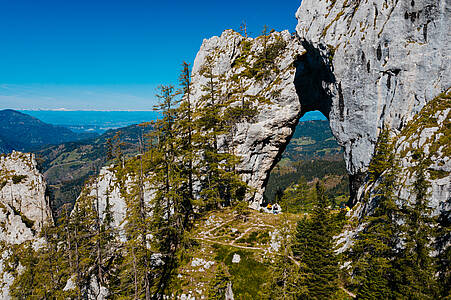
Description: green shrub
xmin=12 ymin=175 xmax=27 ymax=184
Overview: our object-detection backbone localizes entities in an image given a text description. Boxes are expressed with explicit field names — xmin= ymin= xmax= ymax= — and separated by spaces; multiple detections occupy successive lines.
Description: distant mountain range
xmin=21 ymin=110 xmax=161 ymax=133
xmin=35 ymin=123 xmax=153 ymax=212
xmin=0 ymin=109 xmax=338 ymax=213
xmin=0 ymin=109 xmax=97 ymax=153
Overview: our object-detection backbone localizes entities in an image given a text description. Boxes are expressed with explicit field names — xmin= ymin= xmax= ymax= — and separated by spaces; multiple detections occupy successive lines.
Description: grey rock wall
xmin=0 ymin=151 xmax=53 ymax=299
xmin=295 ymin=0 xmax=450 ymax=179
xmin=191 ymin=29 xmax=305 ymax=207
xmin=0 ymin=151 xmax=53 ymax=231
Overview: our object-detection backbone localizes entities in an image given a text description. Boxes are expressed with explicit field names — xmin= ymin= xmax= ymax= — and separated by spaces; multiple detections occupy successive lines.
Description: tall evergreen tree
xmin=195 ymin=55 xmax=247 ymax=209
xmin=113 ymin=151 xmax=154 ymax=300
xmin=392 ymin=155 xmax=438 ymax=299
xmin=349 ymin=130 xmax=401 ymax=299
xmin=176 ymin=61 xmax=197 ymax=224
xmin=153 ymin=85 xmax=180 ymax=296
xmin=292 ymin=183 xmax=339 ymax=299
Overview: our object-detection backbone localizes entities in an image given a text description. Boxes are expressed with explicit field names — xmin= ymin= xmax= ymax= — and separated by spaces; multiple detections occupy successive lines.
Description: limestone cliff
xmin=294 ymin=0 xmax=450 ymax=250
xmin=71 ymin=0 xmax=449 ymax=264
xmin=0 ymin=151 xmax=52 ymax=232
xmin=0 ymin=151 xmax=53 ymax=299
xmin=191 ymin=29 xmax=304 ymax=207
xmin=295 ymin=0 xmax=450 ymax=199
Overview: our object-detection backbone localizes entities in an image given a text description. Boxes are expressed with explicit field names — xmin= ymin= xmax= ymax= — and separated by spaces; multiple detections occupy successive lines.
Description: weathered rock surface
xmin=295 ymin=0 xmax=450 ymax=184
xmin=191 ymin=29 xmax=304 ymax=207
xmin=337 ymin=91 xmax=450 ymax=253
xmin=295 ymin=0 xmax=450 ymax=251
xmin=76 ymin=165 xmax=154 ymax=236
xmin=0 ymin=151 xmax=53 ymax=299
xmin=0 ymin=151 xmax=52 ymax=232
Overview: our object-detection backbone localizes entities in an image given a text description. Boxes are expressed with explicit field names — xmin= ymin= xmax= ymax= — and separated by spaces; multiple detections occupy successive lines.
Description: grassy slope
xmin=177 ymin=207 xmax=352 ymax=299
xmin=177 ymin=207 xmax=302 ymax=298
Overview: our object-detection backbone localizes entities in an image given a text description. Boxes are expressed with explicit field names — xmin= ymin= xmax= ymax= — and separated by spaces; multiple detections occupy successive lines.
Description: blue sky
xmin=0 ymin=0 xmax=301 ymax=110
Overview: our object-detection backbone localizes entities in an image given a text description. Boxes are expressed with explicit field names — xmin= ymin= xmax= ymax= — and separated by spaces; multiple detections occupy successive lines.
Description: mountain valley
xmin=0 ymin=0 xmax=449 ymax=298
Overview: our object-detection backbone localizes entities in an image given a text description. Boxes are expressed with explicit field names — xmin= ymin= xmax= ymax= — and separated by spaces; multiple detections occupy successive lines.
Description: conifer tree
xmin=367 ymin=128 xmax=393 ymax=182
xmin=118 ymin=164 xmax=154 ymax=299
xmin=264 ymin=214 xmax=303 ymax=299
xmin=292 ymin=215 xmax=310 ymax=261
xmin=239 ymin=21 xmax=248 ymax=38
xmin=392 ymin=155 xmax=438 ymax=299
xmin=196 ymin=55 xmax=225 ymax=209
xmin=177 ymin=61 xmax=196 ymax=223
xmin=299 ymin=182 xmax=339 ymax=299
xmin=71 ymin=188 xmax=99 ymax=298
xmin=149 ymin=84 xmax=188 ymax=296
xmin=196 ymin=55 xmax=247 ymax=209
xmin=350 ymin=130 xmax=401 ymax=299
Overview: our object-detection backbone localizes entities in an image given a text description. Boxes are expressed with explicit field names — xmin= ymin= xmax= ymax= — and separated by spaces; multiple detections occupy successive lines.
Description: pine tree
xmin=367 ymin=128 xmax=393 ymax=182
xmin=280 ymin=176 xmax=313 ymax=214
xmin=196 ymin=55 xmax=226 ymax=209
xmin=263 ymin=214 xmax=303 ymax=299
xmin=176 ymin=61 xmax=197 ymax=224
xmin=149 ymin=84 xmax=185 ymax=296
xmin=392 ymin=155 xmax=438 ymax=299
xmin=118 ymin=171 xmax=154 ymax=299
xmin=291 ymin=215 xmax=310 ymax=260
xmin=70 ymin=188 xmax=99 ymax=298
xmin=350 ymin=131 xmax=400 ymax=299
xmin=195 ymin=55 xmax=247 ymax=209
xmin=299 ymin=182 xmax=339 ymax=299
xmin=239 ymin=21 xmax=248 ymax=38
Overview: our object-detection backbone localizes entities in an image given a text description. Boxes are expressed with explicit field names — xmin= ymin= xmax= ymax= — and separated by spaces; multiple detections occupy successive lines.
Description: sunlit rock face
xmin=0 ymin=151 xmax=53 ymax=232
xmin=295 ymin=0 xmax=450 ymax=181
xmin=0 ymin=151 xmax=53 ymax=299
xmin=294 ymin=0 xmax=450 ymax=250
xmin=191 ymin=29 xmax=305 ymax=207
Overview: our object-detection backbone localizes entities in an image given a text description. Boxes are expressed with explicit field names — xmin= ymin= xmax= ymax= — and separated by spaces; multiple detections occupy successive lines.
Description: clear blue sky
xmin=0 ymin=0 xmax=301 ymax=110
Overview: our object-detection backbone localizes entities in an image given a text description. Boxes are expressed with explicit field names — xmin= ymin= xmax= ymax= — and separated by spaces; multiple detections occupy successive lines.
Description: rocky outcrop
xmin=336 ymin=90 xmax=450 ymax=252
xmin=70 ymin=0 xmax=449 ymax=257
xmin=191 ymin=29 xmax=304 ymax=207
xmin=295 ymin=0 xmax=450 ymax=198
xmin=0 ymin=151 xmax=53 ymax=232
xmin=191 ymin=0 xmax=450 ymax=209
xmin=75 ymin=165 xmax=154 ymax=234
xmin=294 ymin=0 xmax=450 ymax=251
xmin=0 ymin=151 xmax=53 ymax=299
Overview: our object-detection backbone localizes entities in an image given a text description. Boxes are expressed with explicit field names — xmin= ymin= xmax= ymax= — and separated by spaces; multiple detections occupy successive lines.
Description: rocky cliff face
xmin=191 ymin=29 xmax=304 ymax=207
xmin=294 ymin=0 xmax=450 ymax=250
xmin=67 ymin=0 xmax=449 ymax=259
xmin=86 ymin=0 xmax=449 ymax=213
xmin=0 ymin=151 xmax=53 ymax=299
xmin=0 ymin=151 xmax=53 ymax=232
xmin=295 ymin=0 xmax=450 ymax=199
xmin=190 ymin=0 xmax=450 ymax=209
